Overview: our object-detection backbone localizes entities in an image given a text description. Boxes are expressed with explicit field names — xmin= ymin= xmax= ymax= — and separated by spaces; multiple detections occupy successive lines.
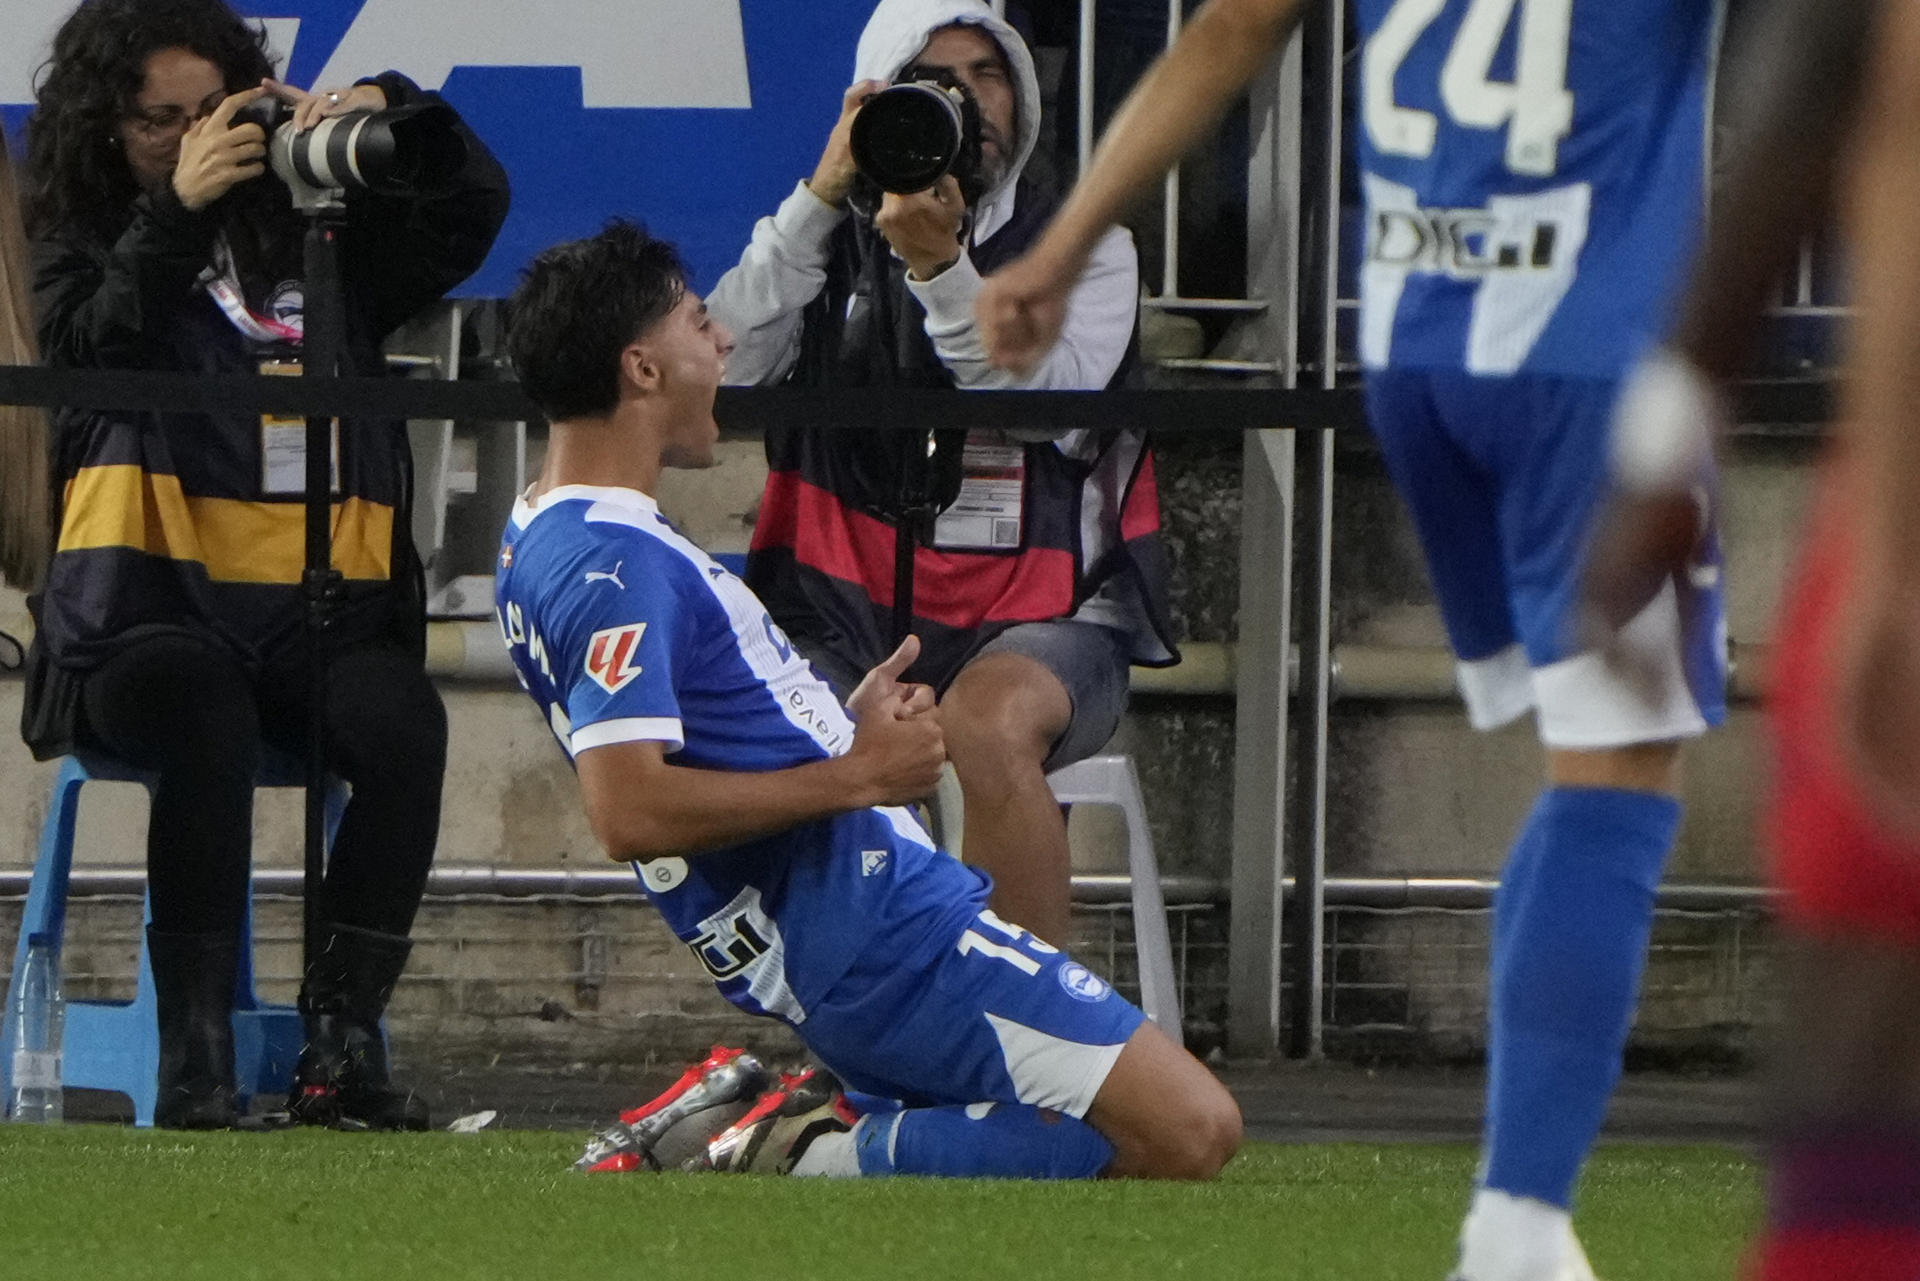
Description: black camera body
xmin=233 ymin=96 xmax=468 ymax=209
xmin=847 ymin=69 xmax=989 ymax=217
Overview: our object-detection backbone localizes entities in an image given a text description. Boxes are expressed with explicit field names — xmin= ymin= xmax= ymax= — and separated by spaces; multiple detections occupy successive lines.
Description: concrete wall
xmin=0 ymin=428 xmax=1816 ymax=1065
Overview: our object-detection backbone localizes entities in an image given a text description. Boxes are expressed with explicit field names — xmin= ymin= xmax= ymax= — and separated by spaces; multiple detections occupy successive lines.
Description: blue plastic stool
xmin=3 ymin=752 xmax=346 ymax=1126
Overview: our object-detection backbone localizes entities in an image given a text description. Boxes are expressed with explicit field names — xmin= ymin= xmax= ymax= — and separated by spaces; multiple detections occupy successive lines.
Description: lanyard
xmin=199 ymin=238 xmax=304 ymax=345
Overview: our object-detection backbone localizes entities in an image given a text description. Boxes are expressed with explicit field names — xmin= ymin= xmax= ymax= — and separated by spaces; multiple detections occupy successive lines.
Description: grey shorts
xmin=797 ymin=622 xmax=1132 ymax=774
xmin=971 ymin=621 xmax=1132 ymax=772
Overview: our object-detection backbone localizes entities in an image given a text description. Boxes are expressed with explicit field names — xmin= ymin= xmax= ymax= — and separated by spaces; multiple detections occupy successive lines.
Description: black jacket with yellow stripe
xmin=22 ymin=72 xmax=509 ymax=760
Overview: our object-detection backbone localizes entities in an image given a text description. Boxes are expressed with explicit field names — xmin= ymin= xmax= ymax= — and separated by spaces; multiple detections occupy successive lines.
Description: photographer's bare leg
xmin=941 ymin=652 xmax=1074 ymax=946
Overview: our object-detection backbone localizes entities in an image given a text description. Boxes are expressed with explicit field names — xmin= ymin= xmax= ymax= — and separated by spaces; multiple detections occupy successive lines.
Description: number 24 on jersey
xmin=1365 ymin=0 xmax=1575 ymax=178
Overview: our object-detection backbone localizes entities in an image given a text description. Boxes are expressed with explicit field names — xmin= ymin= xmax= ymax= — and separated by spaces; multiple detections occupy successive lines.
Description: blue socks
xmin=1482 ymin=786 xmax=1680 ymax=1207
xmin=853 ymin=1103 xmax=1114 ymax=1179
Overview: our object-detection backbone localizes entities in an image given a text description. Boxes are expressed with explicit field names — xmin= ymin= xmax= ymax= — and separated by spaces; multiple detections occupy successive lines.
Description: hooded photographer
xmin=707 ymin=0 xmax=1176 ymax=947
xmin=19 ymin=0 xmax=508 ymax=1130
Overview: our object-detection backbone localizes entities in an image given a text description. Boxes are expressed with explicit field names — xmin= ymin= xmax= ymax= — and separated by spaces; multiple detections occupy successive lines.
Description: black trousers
xmin=77 ymin=634 xmax=446 ymax=940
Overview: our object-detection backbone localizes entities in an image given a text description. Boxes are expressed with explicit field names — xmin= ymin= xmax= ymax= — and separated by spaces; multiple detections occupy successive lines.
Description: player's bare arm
xmin=978 ymin=0 xmax=1311 ymax=373
xmin=1579 ymin=0 xmax=1878 ymax=637
xmin=1825 ymin=0 xmax=1920 ymax=831
xmin=575 ymin=695 xmax=945 ymax=863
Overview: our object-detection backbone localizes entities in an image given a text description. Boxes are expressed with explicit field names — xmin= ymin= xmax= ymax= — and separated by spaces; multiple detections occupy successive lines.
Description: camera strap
xmin=200 ymin=237 xmax=304 ymax=346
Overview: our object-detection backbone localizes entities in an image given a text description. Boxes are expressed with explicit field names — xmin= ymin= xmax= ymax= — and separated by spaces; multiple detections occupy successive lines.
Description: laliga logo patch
xmin=1058 ymin=963 xmax=1111 ymax=1003
xmin=861 ymin=849 xmax=889 ymax=878
xmin=585 ymin=622 xmax=647 ymax=694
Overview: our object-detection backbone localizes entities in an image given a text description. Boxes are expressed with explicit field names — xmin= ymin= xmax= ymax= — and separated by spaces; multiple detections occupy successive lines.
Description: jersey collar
xmin=512 ymin=482 xmax=659 ymax=529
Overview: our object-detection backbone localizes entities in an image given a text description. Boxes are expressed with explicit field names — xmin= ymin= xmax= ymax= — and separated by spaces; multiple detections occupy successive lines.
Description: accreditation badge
xmin=933 ymin=432 xmax=1025 ymax=551
xmin=259 ymin=359 xmax=340 ymax=497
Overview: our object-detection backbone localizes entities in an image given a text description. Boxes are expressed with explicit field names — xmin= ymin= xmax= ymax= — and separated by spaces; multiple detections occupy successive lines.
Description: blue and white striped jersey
xmin=495 ymin=484 xmax=988 ymax=1024
xmin=1356 ymin=0 xmax=1719 ymax=377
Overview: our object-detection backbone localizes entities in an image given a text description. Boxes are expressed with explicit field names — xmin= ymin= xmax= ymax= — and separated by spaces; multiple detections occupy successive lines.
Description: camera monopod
xmin=263 ymin=98 xmax=468 ymax=978
xmin=298 ymin=190 xmax=347 ymax=977
xmin=889 ymin=426 xmax=942 ymax=650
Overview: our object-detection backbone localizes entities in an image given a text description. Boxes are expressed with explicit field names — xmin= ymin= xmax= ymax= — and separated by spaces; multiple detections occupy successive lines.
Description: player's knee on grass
xmin=1089 ymin=1021 xmax=1243 ymax=1180
xmin=1134 ymin=1084 xmax=1242 ymax=1181
xmin=1126 ymin=1079 xmax=1242 ymax=1181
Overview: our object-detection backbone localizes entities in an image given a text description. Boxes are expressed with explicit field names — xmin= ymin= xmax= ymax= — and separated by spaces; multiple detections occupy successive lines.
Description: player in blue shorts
xmin=494 ymin=220 xmax=1241 ymax=1180
xmin=978 ymin=1 xmax=1725 ymax=1275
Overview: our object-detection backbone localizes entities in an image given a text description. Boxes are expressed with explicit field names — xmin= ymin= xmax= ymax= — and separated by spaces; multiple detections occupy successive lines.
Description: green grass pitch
xmin=0 ymin=1129 xmax=1758 ymax=1280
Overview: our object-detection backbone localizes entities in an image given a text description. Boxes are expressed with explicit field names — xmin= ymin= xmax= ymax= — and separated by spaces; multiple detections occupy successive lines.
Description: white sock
xmin=788 ymin=1127 xmax=861 ymax=1178
xmin=1456 ymin=1189 xmax=1590 ymax=1281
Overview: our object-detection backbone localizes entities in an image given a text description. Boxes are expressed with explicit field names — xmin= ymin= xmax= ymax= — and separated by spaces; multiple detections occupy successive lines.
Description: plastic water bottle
xmin=6 ymin=933 xmax=65 ymax=1123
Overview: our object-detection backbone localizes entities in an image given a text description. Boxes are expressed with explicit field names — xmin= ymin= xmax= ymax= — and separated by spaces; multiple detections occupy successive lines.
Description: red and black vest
xmin=745 ymin=177 xmax=1178 ymax=689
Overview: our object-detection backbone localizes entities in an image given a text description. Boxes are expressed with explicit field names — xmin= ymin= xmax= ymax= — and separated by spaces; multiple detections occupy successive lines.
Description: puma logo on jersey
xmin=585 ymin=561 xmax=625 ymax=589
xmin=585 ymin=623 xmax=647 ymax=694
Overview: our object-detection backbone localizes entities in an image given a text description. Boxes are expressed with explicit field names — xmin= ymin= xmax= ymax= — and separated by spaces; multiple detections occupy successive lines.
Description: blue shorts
xmin=1365 ymin=368 xmax=1726 ymax=748
xmin=798 ymin=908 xmax=1146 ymax=1119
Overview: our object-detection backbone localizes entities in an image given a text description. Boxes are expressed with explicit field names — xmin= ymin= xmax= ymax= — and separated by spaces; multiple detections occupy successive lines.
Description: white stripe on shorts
xmin=984 ymin=1011 xmax=1126 ymax=1120
xmin=1454 ymin=580 xmax=1714 ymax=749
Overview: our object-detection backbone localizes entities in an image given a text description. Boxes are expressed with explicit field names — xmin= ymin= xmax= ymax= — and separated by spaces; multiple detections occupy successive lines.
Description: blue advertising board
xmin=2 ymin=0 xmax=880 ymax=297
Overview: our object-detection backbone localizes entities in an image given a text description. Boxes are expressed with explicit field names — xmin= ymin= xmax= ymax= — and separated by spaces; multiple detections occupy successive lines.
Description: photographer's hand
xmin=808 ymin=80 xmax=888 ymax=208
xmin=877 ymin=176 xmax=966 ymax=281
xmin=263 ymin=78 xmax=389 ymax=135
xmin=171 ymin=88 xmax=269 ymax=211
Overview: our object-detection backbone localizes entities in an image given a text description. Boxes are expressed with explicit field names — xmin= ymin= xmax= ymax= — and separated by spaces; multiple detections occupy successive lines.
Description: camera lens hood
xmin=271 ymin=102 xmax=468 ymax=197
xmin=849 ymin=82 xmax=966 ymax=195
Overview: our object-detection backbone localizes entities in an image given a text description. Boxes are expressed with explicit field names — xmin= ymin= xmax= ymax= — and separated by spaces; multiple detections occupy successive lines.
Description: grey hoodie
xmin=851 ymin=0 xmax=1042 ymax=227
xmin=706 ymin=0 xmax=1138 ymax=392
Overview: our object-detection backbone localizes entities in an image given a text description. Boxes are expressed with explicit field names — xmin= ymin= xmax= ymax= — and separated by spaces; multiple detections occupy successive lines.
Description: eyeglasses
xmin=122 ymin=92 xmax=226 ymax=139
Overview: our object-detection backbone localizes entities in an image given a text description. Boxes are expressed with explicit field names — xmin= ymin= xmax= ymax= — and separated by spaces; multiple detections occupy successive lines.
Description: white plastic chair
xmin=934 ymin=754 xmax=1183 ymax=1040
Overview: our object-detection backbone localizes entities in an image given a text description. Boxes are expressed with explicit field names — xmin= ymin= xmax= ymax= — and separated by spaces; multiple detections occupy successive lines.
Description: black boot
xmin=287 ymin=923 xmax=430 ymax=1131
xmin=148 ymin=928 xmax=241 ymax=1130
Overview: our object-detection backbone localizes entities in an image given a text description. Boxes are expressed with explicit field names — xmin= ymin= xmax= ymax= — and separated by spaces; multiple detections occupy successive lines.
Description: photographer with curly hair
xmin=20 ymin=0 xmax=508 ymax=1130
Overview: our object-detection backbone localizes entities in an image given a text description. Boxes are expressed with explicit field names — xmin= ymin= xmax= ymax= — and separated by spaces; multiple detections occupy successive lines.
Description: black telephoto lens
xmin=849 ymin=82 xmax=966 ymax=195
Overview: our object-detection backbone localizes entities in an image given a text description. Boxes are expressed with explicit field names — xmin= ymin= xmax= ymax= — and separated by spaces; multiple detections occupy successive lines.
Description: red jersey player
xmin=1581 ymin=0 xmax=1920 ymax=1276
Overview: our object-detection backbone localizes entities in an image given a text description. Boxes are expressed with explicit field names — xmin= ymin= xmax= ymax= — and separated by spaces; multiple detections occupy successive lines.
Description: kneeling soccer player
xmin=494 ymin=220 xmax=1241 ymax=1179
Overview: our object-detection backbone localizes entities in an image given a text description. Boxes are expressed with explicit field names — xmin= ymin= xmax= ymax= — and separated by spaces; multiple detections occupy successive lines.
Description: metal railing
xmin=0 ymin=877 xmax=1775 ymax=1058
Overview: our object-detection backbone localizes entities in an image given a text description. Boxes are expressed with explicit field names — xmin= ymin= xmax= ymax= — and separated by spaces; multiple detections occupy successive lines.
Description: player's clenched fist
xmin=839 ymin=691 xmax=946 ymax=807
xmin=977 ymin=246 xmax=1077 ymax=375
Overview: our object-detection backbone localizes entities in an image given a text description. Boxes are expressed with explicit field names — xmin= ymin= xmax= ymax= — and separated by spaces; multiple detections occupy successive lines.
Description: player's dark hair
xmin=507 ymin=219 xmax=689 ymax=422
